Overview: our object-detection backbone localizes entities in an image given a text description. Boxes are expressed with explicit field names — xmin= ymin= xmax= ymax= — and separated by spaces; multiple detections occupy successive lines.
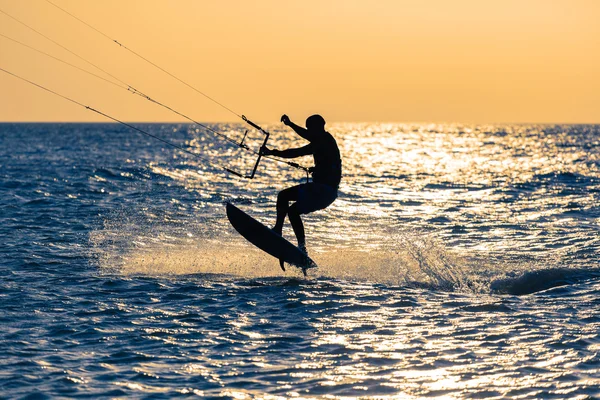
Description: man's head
xmin=306 ymin=114 xmax=326 ymax=132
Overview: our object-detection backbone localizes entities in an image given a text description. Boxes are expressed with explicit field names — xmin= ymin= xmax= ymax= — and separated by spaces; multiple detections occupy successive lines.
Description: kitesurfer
xmin=261 ymin=114 xmax=342 ymax=269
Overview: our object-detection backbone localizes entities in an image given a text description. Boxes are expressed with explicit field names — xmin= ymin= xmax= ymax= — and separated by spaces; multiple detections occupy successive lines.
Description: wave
xmin=490 ymin=267 xmax=600 ymax=295
xmin=515 ymin=171 xmax=597 ymax=192
xmin=91 ymin=223 xmax=600 ymax=296
xmin=89 ymin=205 xmax=599 ymax=296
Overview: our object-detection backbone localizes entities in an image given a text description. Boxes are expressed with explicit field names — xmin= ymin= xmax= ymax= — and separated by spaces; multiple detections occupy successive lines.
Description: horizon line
xmin=1 ymin=120 xmax=599 ymax=125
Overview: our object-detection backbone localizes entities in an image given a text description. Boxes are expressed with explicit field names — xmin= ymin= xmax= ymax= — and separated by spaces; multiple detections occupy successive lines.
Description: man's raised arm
xmin=281 ymin=115 xmax=317 ymax=141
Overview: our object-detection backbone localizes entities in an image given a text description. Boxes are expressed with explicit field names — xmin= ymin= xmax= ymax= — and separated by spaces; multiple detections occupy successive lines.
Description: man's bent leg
xmin=274 ymin=185 xmax=301 ymax=235
xmin=288 ymin=203 xmax=306 ymax=249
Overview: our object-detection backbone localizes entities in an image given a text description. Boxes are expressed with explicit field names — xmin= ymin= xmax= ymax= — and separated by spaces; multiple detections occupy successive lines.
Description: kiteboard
xmin=225 ymin=203 xmax=318 ymax=276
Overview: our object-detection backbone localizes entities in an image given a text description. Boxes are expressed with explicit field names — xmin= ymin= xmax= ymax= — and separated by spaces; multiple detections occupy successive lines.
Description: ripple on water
xmin=1 ymin=123 xmax=600 ymax=397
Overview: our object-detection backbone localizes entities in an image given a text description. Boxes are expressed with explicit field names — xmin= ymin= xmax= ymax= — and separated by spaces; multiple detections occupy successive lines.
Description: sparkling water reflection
xmin=0 ymin=123 xmax=599 ymax=398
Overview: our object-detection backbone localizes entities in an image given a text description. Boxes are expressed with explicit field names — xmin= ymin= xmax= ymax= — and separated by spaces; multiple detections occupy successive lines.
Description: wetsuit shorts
xmin=296 ymin=183 xmax=338 ymax=215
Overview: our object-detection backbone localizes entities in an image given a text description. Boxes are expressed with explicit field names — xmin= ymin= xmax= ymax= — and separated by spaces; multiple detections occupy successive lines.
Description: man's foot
xmin=298 ymin=244 xmax=310 ymax=278
xmin=298 ymin=243 xmax=308 ymax=258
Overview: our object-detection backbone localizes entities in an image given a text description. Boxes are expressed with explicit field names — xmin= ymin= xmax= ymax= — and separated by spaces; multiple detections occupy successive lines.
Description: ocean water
xmin=1 ymin=122 xmax=599 ymax=399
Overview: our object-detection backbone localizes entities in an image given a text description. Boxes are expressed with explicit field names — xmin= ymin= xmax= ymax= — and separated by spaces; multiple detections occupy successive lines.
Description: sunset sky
xmin=0 ymin=0 xmax=598 ymax=123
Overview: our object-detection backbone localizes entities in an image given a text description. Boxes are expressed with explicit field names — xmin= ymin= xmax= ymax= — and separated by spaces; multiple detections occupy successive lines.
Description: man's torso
xmin=309 ymin=132 xmax=342 ymax=188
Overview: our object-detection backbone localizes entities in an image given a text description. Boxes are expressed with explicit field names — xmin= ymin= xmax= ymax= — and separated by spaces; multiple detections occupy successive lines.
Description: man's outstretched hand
xmin=280 ymin=114 xmax=291 ymax=126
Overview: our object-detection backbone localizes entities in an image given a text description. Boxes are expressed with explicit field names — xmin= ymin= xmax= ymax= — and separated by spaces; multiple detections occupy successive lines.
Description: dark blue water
xmin=1 ymin=123 xmax=599 ymax=398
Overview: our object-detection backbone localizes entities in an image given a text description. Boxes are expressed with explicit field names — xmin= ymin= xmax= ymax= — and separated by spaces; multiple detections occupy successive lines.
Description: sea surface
xmin=1 ymin=122 xmax=599 ymax=399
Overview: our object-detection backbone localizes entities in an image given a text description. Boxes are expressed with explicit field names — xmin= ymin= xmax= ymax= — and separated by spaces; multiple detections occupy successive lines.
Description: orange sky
xmin=0 ymin=0 xmax=599 ymax=123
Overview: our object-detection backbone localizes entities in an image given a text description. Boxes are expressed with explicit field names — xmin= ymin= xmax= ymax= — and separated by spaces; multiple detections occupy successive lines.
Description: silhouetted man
xmin=261 ymin=114 xmax=342 ymax=269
